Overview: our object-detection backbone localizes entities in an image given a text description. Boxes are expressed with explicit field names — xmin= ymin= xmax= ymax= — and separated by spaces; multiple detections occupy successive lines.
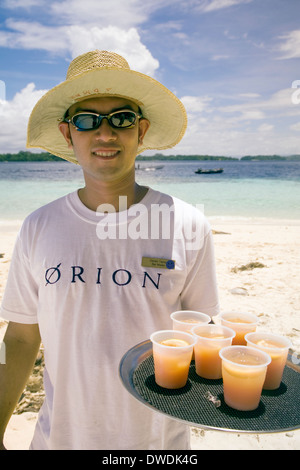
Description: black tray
xmin=119 ymin=340 xmax=300 ymax=433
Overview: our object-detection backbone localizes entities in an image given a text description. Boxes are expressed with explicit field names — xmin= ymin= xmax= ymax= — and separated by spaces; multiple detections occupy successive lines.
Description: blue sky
xmin=0 ymin=0 xmax=300 ymax=156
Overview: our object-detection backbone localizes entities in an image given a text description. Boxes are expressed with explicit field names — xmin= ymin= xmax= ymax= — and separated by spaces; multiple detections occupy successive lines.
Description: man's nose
xmin=94 ymin=118 xmax=117 ymax=141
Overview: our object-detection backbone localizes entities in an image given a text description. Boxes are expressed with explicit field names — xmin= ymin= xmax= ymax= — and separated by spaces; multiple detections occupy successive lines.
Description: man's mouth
xmin=92 ymin=150 xmax=119 ymax=158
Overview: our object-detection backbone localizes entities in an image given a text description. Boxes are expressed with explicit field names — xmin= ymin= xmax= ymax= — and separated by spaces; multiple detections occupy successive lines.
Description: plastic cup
xmin=245 ymin=332 xmax=292 ymax=390
xmin=170 ymin=310 xmax=211 ymax=360
xmin=219 ymin=346 xmax=271 ymax=411
xmin=170 ymin=310 xmax=211 ymax=332
xmin=150 ymin=330 xmax=196 ymax=389
xmin=219 ymin=312 xmax=259 ymax=345
xmin=191 ymin=324 xmax=236 ymax=379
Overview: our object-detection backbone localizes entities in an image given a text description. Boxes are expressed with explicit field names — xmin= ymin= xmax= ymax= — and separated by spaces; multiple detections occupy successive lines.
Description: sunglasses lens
xmin=70 ymin=110 xmax=139 ymax=130
xmin=72 ymin=113 xmax=100 ymax=130
xmin=110 ymin=111 xmax=137 ymax=128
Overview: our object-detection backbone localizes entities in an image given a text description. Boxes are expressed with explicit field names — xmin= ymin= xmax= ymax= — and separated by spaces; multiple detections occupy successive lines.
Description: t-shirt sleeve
xmin=180 ymin=228 xmax=220 ymax=318
xmin=0 ymin=231 xmax=39 ymax=324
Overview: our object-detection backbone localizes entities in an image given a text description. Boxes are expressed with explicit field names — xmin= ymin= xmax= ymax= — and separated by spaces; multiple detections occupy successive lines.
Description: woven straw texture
xmin=66 ymin=51 xmax=130 ymax=79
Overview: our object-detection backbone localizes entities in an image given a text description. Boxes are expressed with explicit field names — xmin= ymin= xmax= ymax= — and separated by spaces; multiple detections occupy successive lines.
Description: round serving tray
xmin=119 ymin=340 xmax=300 ymax=434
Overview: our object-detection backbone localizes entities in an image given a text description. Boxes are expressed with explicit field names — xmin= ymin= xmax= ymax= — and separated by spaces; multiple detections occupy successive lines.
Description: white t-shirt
xmin=0 ymin=188 xmax=219 ymax=450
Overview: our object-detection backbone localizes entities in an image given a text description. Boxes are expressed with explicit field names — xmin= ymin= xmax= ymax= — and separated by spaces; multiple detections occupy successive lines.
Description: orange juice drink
xmin=170 ymin=310 xmax=211 ymax=332
xmin=245 ymin=332 xmax=292 ymax=390
xmin=170 ymin=310 xmax=211 ymax=359
xmin=150 ymin=330 xmax=196 ymax=389
xmin=219 ymin=346 xmax=271 ymax=411
xmin=219 ymin=312 xmax=259 ymax=345
xmin=191 ymin=325 xmax=236 ymax=379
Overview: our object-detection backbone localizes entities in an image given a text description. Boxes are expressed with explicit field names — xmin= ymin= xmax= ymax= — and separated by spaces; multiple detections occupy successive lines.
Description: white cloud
xmin=0 ymin=20 xmax=67 ymax=53
xmin=277 ymin=30 xmax=300 ymax=60
xmin=50 ymin=0 xmax=147 ymax=29
xmin=211 ymin=54 xmax=230 ymax=61
xmin=171 ymin=117 xmax=299 ymax=157
xmin=240 ymin=110 xmax=265 ymax=120
xmin=239 ymin=93 xmax=261 ymax=99
xmin=290 ymin=122 xmax=300 ymax=132
xmin=0 ymin=21 xmax=159 ymax=76
xmin=3 ymin=0 xmax=181 ymax=29
xmin=258 ymin=123 xmax=274 ymax=133
xmin=2 ymin=0 xmax=44 ymax=8
xmin=181 ymin=95 xmax=213 ymax=114
xmin=153 ymin=21 xmax=183 ymax=32
xmin=163 ymin=88 xmax=300 ymax=157
xmin=0 ymin=83 xmax=48 ymax=153
xmin=196 ymin=0 xmax=253 ymax=13
xmin=219 ymin=89 xmax=296 ymax=117
xmin=49 ymin=0 xmax=178 ymax=29
xmin=65 ymin=25 xmax=159 ymax=76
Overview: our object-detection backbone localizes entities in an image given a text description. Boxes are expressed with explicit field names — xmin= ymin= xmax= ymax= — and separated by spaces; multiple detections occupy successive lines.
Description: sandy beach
xmin=1 ymin=218 xmax=299 ymax=450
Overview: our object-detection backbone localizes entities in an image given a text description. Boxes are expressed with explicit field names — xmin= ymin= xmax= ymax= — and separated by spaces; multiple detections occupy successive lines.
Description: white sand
xmin=1 ymin=219 xmax=300 ymax=450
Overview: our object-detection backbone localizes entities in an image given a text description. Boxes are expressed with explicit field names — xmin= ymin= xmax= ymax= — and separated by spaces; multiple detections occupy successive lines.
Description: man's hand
xmin=0 ymin=322 xmax=41 ymax=451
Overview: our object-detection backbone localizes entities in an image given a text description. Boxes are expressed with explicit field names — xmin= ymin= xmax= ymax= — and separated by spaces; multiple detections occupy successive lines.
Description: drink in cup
xmin=219 ymin=346 xmax=271 ymax=411
xmin=170 ymin=310 xmax=211 ymax=359
xmin=245 ymin=332 xmax=292 ymax=390
xmin=150 ymin=330 xmax=196 ymax=389
xmin=170 ymin=310 xmax=211 ymax=332
xmin=219 ymin=312 xmax=259 ymax=345
xmin=192 ymin=324 xmax=236 ymax=379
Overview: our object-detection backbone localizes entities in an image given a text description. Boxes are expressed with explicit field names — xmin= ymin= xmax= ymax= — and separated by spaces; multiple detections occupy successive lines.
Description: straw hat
xmin=27 ymin=50 xmax=187 ymax=164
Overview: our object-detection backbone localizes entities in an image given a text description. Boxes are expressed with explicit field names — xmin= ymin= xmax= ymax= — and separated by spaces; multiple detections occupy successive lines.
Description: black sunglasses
xmin=64 ymin=109 xmax=142 ymax=131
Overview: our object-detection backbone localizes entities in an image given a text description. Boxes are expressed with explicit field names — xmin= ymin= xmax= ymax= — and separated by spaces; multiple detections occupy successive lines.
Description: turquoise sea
xmin=0 ymin=160 xmax=299 ymax=223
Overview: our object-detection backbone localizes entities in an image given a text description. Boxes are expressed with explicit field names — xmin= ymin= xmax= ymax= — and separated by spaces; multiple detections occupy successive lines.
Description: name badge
xmin=142 ymin=257 xmax=175 ymax=270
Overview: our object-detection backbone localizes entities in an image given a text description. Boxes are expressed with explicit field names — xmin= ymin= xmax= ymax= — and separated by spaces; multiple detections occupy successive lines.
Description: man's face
xmin=59 ymin=96 xmax=150 ymax=184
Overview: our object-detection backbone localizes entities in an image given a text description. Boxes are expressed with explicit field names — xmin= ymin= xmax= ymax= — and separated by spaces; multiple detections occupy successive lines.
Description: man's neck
xmin=78 ymin=177 xmax=148 ymax=213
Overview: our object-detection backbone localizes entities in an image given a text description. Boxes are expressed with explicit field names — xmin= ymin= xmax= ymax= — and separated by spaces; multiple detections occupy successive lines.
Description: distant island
xmin=240 ymin=155 xmax=300 ymax=161
xmin=0 ymin=151 xmax=299 ymax=162
xmin=0 ymin=151 xmax=61 ymax=162
xmin=138 ymin=154 xmax=300 ymax=161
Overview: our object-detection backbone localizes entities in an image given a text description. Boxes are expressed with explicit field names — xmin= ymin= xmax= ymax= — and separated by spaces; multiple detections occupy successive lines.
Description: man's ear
xmin=138 ymin=118 xmax=150 ymax=146
xmin=58 ymin=122 xmax=73 ymax=149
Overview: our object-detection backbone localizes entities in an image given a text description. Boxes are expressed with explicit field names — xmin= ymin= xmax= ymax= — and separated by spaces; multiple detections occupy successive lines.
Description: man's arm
xmin=0 ymin=322 xmax=41 ymax=450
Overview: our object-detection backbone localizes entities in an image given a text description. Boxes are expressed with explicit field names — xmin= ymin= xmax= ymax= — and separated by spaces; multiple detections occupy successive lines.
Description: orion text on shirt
xmin=45 ymin=264 xmax=162 ymax=289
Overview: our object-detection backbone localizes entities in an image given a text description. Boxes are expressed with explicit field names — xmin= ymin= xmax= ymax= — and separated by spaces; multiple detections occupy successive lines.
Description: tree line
xmin=0 ymin=151 xmax=299 ymax=162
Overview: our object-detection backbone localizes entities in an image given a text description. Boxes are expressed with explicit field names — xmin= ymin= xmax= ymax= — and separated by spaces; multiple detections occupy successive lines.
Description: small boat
xmin=135 ymin=165 xmax=164 ymax=171
xmin=194 ymin=168 xmax=224 ymax=174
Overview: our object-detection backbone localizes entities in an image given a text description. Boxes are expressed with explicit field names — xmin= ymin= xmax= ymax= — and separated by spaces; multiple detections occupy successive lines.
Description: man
xmin=0 ymin=50 xmax=219 ymax=450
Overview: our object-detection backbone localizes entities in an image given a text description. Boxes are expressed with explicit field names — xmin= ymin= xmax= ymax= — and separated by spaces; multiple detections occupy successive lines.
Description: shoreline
xmin=1 ymin=217 xmax=299 ymax=449
xmin=209 ymin=216 xmax=300 ymax=226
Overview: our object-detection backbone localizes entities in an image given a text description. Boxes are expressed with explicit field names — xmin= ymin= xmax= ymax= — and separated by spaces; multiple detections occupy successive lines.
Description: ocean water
xmin=0 ymin=160 xmax=299 ymax=223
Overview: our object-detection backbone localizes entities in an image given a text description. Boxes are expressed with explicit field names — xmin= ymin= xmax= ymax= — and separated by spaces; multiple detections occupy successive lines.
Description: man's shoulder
xmin=22 ymin=192 xmax=72 ymax=228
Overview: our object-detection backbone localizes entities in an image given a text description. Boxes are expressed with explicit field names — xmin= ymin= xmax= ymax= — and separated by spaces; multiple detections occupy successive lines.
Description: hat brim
xmin=27 ymin=68 xmax=187 ymax=164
